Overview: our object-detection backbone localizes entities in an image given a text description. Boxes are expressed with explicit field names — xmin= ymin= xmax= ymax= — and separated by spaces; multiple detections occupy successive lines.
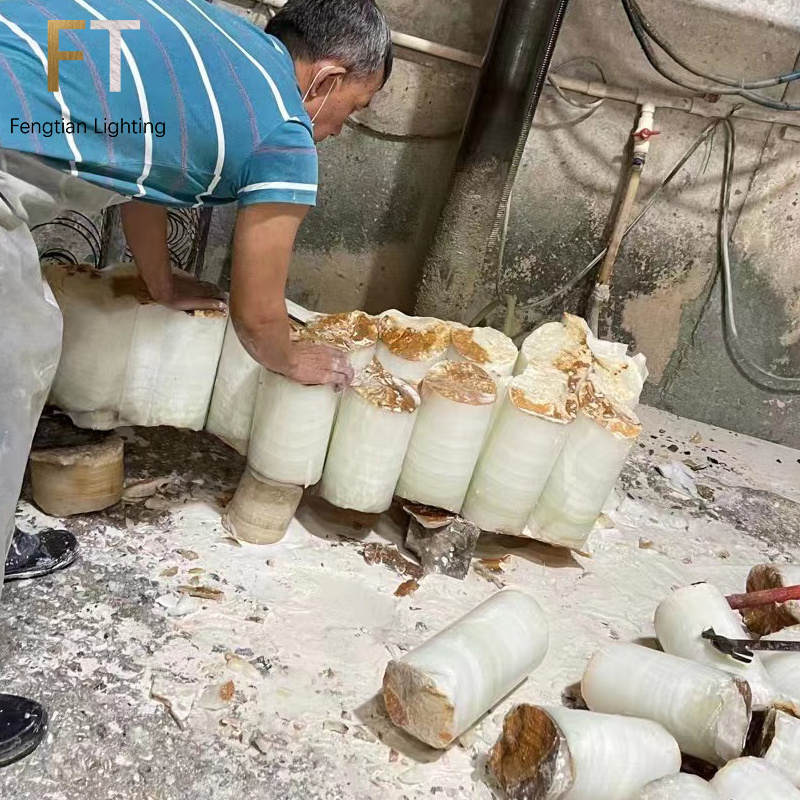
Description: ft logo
xmin=48 ymin=20 xmax=140 ymax=92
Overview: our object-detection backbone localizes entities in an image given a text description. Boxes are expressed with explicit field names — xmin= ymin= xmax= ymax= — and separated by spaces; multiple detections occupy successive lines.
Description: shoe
xmin=0 ymin=694 xmax=48 ymax=767
xmin=3 ymin=529 xmax=78 ymax=582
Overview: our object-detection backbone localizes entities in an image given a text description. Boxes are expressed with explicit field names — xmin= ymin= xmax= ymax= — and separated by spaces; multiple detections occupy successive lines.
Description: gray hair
xmin=266 ymin=0 xmax=393 ymax=85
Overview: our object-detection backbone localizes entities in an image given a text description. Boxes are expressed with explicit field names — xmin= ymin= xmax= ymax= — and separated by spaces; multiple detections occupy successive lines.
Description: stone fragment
xmin=151 ymin=676 xmax=197 ymax=730
xmin=224 ymin=653 xmax=263 ymax=684
xmin=198 ymin=680 xmax=235 ymax=711
xmin=403 ymin=504 xmax=480 ymax=580
xmin=394 ymin=579 xmax=419 ymax=597
xmin=178 ymin=585 xmax=224 ymax=601
xmin=362 ymin=542 xmax=422 ymax=580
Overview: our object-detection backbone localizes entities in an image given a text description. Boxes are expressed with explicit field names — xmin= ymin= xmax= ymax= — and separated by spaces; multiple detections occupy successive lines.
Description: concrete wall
xmin=207 ymin=0 xmax=800 ymax=446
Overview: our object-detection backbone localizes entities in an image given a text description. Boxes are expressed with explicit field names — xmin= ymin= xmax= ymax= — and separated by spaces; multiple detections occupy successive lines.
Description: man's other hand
xmin=286 ymin=342 xmax=354 ymax=391
xmin=156 ymin=271 xmax=226 ymax=313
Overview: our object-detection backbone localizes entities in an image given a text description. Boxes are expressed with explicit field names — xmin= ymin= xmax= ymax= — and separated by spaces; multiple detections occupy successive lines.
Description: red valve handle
xmin=634 ymin=128 xmax=660 ymax=142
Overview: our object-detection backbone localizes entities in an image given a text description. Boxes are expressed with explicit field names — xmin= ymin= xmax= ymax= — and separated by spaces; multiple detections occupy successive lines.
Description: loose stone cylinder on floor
xmin=490 ymin=705 xmax=681 ymax=800
xmin=382 ymin=589 xmax=548 ymax=748
xmin=760 ymin=625 xmax=800 ymax=711
xmin=461 ymin=364 xmax=573 ymax=534
xmin=223 ymin=467 xmax=302 ymax=545
xmin=581 ymin=642 xmax=751 ymax=766
xmin=637 ymin=774 xmax=720 ymax=800
xmin=654 ymin=582 xmax=775 ymax=710
xmin=755 ymin=708 xmax=800 ymax=788
xmin=710 ymin=757 xmax=800 ymax=800
xmin=395 ymin=361 xmax=496 ymax=513
xmin=320 ymin=361 xmax=419 ymax=513
xmin=29 ymin=435 xmax=124 ymax=516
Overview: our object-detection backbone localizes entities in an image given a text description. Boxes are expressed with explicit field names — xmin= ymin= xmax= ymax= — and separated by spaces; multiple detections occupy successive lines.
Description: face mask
xmin=302 ymin=67 xmax=343 ymax=124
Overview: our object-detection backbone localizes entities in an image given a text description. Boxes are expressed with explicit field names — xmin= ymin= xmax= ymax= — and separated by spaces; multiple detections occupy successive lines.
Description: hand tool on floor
xmin=702 ymin=627 xmax=800 ymax=664
xmin=726 ymin=584 xmax=800 ymax=610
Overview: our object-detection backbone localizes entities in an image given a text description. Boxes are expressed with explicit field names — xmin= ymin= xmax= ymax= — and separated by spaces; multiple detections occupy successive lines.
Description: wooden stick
xmin=728 ymin=585 xmax=800 ymax=610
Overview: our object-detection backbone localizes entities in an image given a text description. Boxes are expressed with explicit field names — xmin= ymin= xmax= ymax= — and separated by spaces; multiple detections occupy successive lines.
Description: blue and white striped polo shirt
xmin=0 ymin=0 xmax=317 ymax=207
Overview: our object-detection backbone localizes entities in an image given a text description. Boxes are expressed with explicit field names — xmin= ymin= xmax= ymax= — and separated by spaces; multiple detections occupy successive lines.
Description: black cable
xmin=717 ymin=118 xmax=800 ymax=393
xmin=31 ymin=213 xmax=102 ymax=265
xmin=541 ymin=57 xmax=608 ymax=127
xmin=512 ymin=116 xmax=800 ymax=392
xmin=343 ymin=116 xmax=462 ymax=142
xmin=620 ymin=0 xmax=800 ymax=112
xmin=626 ymin=0 xmax=800 ymax=90
xmin=39 ymin=248 xmax=79 ymax=265
xmin=513 ymin=120 xmax=719 ymax=316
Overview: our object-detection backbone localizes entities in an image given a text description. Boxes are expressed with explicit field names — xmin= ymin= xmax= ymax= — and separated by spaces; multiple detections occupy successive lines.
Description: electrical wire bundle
xmin=501 ymin=2 xmax=800 ymax=393
xmin=715 ymin=118 xmax=800 ymax=393
xmin=510 ymin=116 xmax=800 ymax=393
xmin=621 ymin=0 xmax=800 ymax=112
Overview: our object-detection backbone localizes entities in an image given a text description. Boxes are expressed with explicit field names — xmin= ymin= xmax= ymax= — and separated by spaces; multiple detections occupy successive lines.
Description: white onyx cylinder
xmin=487 ymin=374 xmax=512 ymax=433
xmin=461 ymin=366 xmax=573 ymax=534
xmin=45 ymin=264 xmax=139 ymax=430
xmin=527 ymin=381 xmax=640 ymax=550
xmin=515 ymin=321 xmax=564 ymax=375
xmin=638 ymin=774 xmax=719 ymax=800
xmin=448 ymin=323 xmax=518 ymax=378
xmin=587 ymin=352 xmax=648 ymax=410
xmin=206 ymin=318 xmax=261 ymax=454
xmin=248 ymin=369 xmax=338 ymax=487
xmin=581 ymin=643 xmax=751 ymax=766
xmin=761 ymin=625 xmax=800 ymax=710
xmin=120 ymin=304 xmax=227 ymax=430
xmin=301 ymin=311 xmax=379 ymax=373
xmin=375 ymin=310 xmax=450 ymax=384
xmin=757 ymin=709 xmax=800 ymax=787
xmin=348 ymin=345 xmax=378 ymax=371
xmin=395 ymin=361 xmax=496 ymax=512
xmin=514 ymin=313 xmax=592 ymax=377
xmin=490 ymin=705 xmax=681 ymax=800
xmin=320 ymin=362 xmax=419 ymax=513
xmin=711 ymin=757 xmax=800 ymax=800
xmin=654 ymin=582 xmax=775 ymax=710
xmin=383 ymin=590 xmax=548 ymax=748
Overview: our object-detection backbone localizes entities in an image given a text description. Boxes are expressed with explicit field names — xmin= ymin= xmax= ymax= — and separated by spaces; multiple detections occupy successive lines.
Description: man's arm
xmin=232 ymin=203 xmax=353 ymax=389
xmin=120 ymin=200 xmax=224 ymax=311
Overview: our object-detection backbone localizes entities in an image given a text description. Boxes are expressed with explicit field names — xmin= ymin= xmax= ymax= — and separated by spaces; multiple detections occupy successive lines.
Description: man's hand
xmin=160 ymin=271 xmax=226 ymax=313
xmin=121 ymin=201 xmax=226 ymax=313
xmin=231 ymin=203 xmax=354 ymax=391
xmin=234 ymin=315 xmax=354 ymax=392
xmin=287 ymin=342 xmax=354 ymax=391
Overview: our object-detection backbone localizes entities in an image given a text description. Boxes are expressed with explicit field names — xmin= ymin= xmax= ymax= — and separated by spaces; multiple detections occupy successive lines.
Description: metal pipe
xmin=587 ymin=103 xmax=656 ymax=336
xmin=240 ymin=0 xmax=800 ymax=127
xmin=416 ymin=0 xmax=572 ymax=323
xmin=549 ymin=73 xmax=800 ymax=129
xmin=244 ymin=0 xmax=484 ymax=68
xmin=390 ymin=31 xmax=483 ymax=69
